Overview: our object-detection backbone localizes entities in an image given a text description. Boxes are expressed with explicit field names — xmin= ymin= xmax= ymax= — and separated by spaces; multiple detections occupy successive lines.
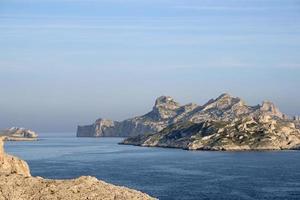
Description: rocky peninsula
xmin=0 ymin=137 xmax=155 ymax=200
xmin=0 ymin=127 xmax=38 ymax=141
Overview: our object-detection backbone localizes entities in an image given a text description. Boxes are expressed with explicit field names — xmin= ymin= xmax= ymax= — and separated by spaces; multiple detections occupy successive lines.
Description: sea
xmin=4 ymin=133 xmax=300 ymax=200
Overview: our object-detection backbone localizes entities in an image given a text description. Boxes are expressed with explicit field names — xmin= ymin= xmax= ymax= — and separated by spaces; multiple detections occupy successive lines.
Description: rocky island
xmin=0 ymin=137 xmax=155 ymax=200
xmin=0 ymin=127 xmax=38 ymax=141
xmin=78 ymin=93 xmax=300 ymax=151
xmin=121 ymin=94 xmax=300 ymax=151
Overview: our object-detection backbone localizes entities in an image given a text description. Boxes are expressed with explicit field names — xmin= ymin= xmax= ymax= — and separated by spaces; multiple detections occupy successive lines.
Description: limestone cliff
xmin=0 ymin=137 xmax=155 ymax=200
xmin=77 ymin=93 xmax=288 ymax=137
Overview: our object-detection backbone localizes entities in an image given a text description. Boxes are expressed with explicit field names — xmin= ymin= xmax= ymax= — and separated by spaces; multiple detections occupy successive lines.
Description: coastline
xmin=119 ymin=141 xmax=300 ymax=152
xmin=3 ymin=136 xmax=38 ymax=141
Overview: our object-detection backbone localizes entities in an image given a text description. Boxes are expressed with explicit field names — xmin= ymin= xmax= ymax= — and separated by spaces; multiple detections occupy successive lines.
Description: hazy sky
xmin=1 ymin=0 xmax=300 ymax=132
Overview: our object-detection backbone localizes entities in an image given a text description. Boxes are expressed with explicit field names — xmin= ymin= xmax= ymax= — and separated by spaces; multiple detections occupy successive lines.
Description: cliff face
xmin=77 ymin=93 xmax=288 ymax=137
xmin=0 ymin=137 xmax=155 ymax=200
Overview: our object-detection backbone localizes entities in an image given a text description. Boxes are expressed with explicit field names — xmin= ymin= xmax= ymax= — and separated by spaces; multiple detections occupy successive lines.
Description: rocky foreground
xmin=120 ymin=94 xmax=300 ymax=151
xmin=0 ymin=127 xmax=38 ymax=141
xmin=0 ymin=138 xmax=155 ymax=200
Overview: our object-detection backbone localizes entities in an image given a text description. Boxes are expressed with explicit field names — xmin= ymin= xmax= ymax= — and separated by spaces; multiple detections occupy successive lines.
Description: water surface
xmin=5 ymin=133 xmax=300 ymax=200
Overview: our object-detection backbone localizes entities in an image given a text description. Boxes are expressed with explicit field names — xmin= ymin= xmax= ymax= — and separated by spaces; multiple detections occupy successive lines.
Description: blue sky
xmin=0 ymin=0 xmax=300 ymax=132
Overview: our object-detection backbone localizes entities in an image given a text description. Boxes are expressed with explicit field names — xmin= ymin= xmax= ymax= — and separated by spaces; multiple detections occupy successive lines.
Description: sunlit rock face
xmin=122 ymin=115 xmax=300 ymax=151
xmin=77 ymin=93 xmax=289 ymax=138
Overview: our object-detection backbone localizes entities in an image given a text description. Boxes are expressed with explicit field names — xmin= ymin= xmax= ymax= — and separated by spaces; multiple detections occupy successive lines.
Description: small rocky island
xmin=0 ymin=137 xmax=155 ymax=200
xmin=0 ymin=127 xmax=38 ymax=141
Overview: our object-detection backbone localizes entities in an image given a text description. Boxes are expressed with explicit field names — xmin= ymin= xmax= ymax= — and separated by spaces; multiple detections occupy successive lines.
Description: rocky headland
xmin=0 ymin=137 xmax=155 ymax=200
xmin=0 ymin=127 xmax=38 ymax=141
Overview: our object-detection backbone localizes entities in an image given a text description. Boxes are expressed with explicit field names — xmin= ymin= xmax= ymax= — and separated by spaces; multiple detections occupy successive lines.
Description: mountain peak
xmin=154 ymin=96 xmax=179 ymax=108
xmin=260 ymin=101 xmax=283 ymax=118
xmin=146 ymin=96 xmax=181 ymax=120
xmin=216 ymin=93 xmax=234 ymax=100
xmin=200 ymin=93 xmax=246 ymax=115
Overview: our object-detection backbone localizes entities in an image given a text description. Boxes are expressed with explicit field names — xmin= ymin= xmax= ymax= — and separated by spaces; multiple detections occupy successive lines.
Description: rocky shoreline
xmin=0 ymin=137 xmax=155 ymax=200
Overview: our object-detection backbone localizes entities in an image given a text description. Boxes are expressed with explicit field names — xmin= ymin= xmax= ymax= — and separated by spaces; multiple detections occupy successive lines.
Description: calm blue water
xmin=4 ymin=133 xmax=300 ymax=200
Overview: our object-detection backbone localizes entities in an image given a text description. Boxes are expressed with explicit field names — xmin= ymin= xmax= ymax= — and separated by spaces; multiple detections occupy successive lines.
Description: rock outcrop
xmin=0 ymin=127 xmax=38 ymax=141
xmin=0 ymin=137 xmax=155 ymax=200
xmin=77 ymin=93 xmax=289 ymax=138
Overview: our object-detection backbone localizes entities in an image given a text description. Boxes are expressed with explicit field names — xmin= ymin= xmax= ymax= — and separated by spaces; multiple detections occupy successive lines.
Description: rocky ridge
xmin=0 ymin=137 xmax=155 ymax=200
xmin=0 ymin=127 xmax=38 ymax=141
xmin=77 ymin=93 xmax=289 ymax=138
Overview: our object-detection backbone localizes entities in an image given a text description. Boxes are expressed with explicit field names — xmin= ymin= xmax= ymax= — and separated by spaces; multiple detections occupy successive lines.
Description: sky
xmin=0 ymin=0 xmax=300 ymax=132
